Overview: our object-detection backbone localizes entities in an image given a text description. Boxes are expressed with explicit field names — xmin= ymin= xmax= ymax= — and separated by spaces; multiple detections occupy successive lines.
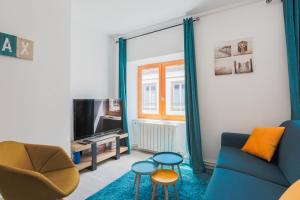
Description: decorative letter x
xmin=21 ymin=41 xmax=29 ymax=55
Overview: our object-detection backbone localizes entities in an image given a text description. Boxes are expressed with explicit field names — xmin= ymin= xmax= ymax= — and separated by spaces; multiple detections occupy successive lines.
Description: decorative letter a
xmin=2 ymin=38 xmax=12 ymax=53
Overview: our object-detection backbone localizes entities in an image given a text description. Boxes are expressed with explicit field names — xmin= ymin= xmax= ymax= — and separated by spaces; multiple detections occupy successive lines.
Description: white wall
xmin=197 ymin=1 xmax=290 ymax=163
xmin=71 ymin=2 xmax=116 ymax=99
xmin=0 ymin=0 xmax=71 ymax=152
xmin=127 ymin=25 xmax=183 ymax=61
xmin=70 ymin=27 xmax=116 ymax=99
xmin=123 ymin=1 xmax=290 ymax=164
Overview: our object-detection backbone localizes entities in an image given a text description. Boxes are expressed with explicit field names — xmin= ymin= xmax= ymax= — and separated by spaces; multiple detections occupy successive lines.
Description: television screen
xmin=73 ymin=99 xmax=123 ymax=140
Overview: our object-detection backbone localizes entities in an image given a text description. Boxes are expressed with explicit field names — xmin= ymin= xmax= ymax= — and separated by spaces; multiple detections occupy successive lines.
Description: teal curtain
xmin=283 ymin=0 xmax=300 ymax=119
xmin=183 ymin=18 xmax=205 ymax=173
xmin=118 ymin=38 xmax=131 ymax=152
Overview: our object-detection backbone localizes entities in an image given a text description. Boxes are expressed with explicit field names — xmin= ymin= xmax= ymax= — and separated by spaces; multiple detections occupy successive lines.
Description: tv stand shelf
xmin=71 ymin=133 xmax=129 ymax=171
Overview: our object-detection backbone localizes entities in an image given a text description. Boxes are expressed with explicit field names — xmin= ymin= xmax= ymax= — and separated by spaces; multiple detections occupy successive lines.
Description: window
xmin=138 ymin=60 xmax=185 ymax=121
xmin=171 ymin=81 xmax=185 ymax=112
xmin=141 ymin=68 xmax=159 ymax=114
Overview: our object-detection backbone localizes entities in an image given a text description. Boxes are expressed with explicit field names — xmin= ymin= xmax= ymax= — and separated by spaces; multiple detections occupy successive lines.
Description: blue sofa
xmin=204 ymin=120 xmax=300 ymax=200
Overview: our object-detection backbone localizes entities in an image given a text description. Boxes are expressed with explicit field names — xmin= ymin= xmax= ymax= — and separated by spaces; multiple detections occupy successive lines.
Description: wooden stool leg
xmin=133 ymin=174 xmax=137 ymax=190
xmin=177 ymin=165 xmax=183 ymax=182
xmin=135 ymin=175 xmax=141 ymax=200
xmin=151 ymin=183 xmax=157 ymax=200
xmin=150 ymin=176 xmax=153 ymax=191
xmin=173 ymin=184 xmax=178 ymax=200
xmin=164 ymin=185 xmax=169 ymax=200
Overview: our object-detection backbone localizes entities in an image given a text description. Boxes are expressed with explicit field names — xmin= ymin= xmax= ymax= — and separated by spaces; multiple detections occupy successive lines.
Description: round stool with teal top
xmin=131 ymin=160 xmax=157 ymax=200
xmin=153 ymin=152 xmax=183 ymax=181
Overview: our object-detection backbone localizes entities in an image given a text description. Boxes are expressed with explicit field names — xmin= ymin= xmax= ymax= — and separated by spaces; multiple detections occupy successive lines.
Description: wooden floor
xmin=66 ymin=150 xmax=152 ymax=200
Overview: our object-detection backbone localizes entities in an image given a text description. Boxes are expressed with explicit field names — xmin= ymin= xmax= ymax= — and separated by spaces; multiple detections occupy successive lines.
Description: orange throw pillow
xmin=242 ymin=127 xmax=285 ymax=162
xmin=280 ymin=180 xmax=300 ymax=200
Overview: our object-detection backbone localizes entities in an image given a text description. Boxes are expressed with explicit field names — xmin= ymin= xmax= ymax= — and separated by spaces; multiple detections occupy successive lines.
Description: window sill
xmin=133 ymin=118 xmax=186 ymax=126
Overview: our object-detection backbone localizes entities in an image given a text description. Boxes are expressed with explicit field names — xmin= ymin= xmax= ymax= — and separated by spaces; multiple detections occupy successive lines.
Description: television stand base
xmin=71 ymin=133 xmax=129 ymax=171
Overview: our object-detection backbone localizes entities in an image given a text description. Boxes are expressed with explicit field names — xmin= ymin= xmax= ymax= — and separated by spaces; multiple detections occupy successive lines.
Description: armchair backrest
xmin=278 ymin=120 xmax=300 ymax=184
xmin=0 ymin=141 xmax=33 ymax=170
xmin=24 ymin=143 xmax=74 ymax=173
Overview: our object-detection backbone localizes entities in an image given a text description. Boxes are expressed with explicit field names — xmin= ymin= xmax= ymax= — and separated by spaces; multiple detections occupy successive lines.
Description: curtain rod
xmin=115 ymin=0 xmax=280 ymax=43
xmin=115 ymin=17 xmax=199 ymax=43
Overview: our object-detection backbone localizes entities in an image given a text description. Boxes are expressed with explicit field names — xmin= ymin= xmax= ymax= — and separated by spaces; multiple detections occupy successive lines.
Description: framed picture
xmin=215 ymin=57 xmax=233 ymax=75
xmin=234 ymin=55 xmax=254 ymax=74
xmin=232 ymin=38 xmax=253 ymax=56
xmin=215 ymin=42 xmax=232 ymax=59
xmin=215 ymin=38 xmax=254 ymax=76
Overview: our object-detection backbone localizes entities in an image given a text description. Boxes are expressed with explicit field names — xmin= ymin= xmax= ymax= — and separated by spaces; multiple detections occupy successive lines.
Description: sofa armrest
xmin=221 ymin=132 xmax=249 ymax=149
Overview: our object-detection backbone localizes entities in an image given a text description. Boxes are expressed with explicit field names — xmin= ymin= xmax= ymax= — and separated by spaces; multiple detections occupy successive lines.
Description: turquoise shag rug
xmin=87 ymin=164 xmax=210 ymax=200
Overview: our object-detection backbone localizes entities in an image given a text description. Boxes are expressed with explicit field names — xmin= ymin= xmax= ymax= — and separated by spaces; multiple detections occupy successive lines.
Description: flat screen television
xmin=73 ymin=99 xmax=123 ymax=140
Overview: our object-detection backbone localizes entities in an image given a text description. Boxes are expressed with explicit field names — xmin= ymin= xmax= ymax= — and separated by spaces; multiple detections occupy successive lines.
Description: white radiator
xmin=132 ymin=120 xmax=177 ymax=152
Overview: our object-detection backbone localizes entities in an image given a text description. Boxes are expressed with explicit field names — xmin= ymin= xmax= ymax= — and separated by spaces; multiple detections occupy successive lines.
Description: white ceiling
xmin=72 ymin=0 xmax=260 ymax=35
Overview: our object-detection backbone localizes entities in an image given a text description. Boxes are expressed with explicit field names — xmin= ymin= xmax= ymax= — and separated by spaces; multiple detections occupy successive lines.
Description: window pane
xmin=165 ymin=65 xmax=185 ymax=116
xmin=141 ymin=68 xmax=159 ymax=114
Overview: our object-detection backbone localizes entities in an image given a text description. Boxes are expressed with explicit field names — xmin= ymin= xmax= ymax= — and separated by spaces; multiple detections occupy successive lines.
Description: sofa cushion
xmin=217 ymin=146 xmax=289 ymax=186
xmin=204 ymin=168 xmax=286 ymax=200
xmin=278 ymin=120 xmax=300 ymax=184
xmin=241 ymin=127 xmax=285 ymax=162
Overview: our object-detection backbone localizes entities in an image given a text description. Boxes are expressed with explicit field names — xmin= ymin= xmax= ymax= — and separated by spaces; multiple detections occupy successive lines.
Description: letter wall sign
xmin=0 ymin=32 xmax=34 ymax=60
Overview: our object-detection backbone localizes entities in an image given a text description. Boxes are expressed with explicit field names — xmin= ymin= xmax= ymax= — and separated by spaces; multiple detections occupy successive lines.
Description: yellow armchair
xmin=0 ymin=141 xmax=80 ymax=200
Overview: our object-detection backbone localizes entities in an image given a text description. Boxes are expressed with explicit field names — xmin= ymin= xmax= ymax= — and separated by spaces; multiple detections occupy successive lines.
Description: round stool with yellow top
xmin=151 ymin=169 xmax=179 ymax=200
